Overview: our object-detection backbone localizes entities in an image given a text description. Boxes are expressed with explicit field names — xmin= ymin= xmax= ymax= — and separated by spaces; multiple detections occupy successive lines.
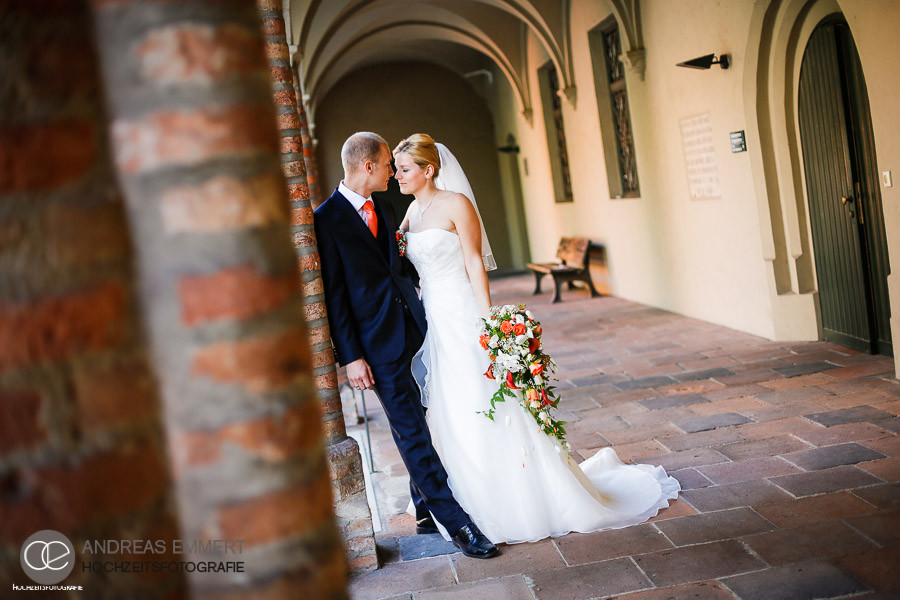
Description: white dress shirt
xmin=339 ymin=181 xmax=374 ymax=226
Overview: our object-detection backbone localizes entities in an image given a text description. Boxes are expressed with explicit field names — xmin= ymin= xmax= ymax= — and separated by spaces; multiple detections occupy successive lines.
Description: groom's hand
xmin=347 ymin=358 xmax=375 ymax=391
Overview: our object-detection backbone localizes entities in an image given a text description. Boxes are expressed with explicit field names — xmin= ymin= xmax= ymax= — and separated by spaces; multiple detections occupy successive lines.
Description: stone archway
xmin=743 ymin=0 xmax=842 ymax=341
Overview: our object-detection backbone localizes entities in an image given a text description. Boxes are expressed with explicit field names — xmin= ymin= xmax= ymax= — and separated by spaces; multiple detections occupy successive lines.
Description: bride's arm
xmin=451 ymin=193 xmax=492 ymax=317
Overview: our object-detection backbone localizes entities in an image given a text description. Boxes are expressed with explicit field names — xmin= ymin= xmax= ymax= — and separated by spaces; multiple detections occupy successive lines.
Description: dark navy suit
xmin=314 ymin=188 xmax=470 ymax=534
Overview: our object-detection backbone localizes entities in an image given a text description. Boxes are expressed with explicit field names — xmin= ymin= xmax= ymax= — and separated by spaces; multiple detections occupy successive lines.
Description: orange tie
xmin=362 ymin=200 xmax=377 ymax=237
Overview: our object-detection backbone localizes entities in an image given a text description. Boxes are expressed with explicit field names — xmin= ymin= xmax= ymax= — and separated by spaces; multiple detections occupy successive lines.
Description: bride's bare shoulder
xmin=439 ymin=191 xmax=471 ymax=206
xmin=442 ymin=191 xmax=475 ymax=216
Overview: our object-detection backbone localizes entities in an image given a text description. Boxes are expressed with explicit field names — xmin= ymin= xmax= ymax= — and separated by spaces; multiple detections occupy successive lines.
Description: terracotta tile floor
xmin=346 ymin=275 xmax=898 ymax=600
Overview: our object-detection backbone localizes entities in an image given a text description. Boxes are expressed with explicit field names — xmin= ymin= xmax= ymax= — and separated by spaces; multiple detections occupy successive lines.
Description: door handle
xmin=841 ymin=195 xmax=853 ymax=205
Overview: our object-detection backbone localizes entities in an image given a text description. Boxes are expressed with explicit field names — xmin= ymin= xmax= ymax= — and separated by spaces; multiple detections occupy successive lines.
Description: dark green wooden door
xmin=798 ymin=17 xmax=892 ymax=355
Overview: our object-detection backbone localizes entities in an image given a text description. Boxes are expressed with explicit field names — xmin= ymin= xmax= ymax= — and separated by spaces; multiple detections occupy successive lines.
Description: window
xmin=589 ymin=17 xmax=640 ymax=198
xmin=538 ymin=62 xmax=574 ymax=203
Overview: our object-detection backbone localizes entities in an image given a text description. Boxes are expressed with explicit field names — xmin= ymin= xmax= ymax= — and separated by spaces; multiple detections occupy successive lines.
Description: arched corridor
xmin=291 ymin=0 xmax=900 ymax=349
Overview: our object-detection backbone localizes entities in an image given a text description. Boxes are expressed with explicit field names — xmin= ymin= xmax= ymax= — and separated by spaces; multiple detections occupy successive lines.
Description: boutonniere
xmin=395 ymin=229 xmax=408 ymax=257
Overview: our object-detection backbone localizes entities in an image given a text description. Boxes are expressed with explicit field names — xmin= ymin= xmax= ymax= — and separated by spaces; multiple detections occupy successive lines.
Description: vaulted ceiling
xmin=287 ymin=0 xmax=644 ymax=120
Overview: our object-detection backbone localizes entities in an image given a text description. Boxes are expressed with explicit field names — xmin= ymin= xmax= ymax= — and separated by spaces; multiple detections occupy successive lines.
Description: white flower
xmin=489 ymin=334 xmax=499 ymax=348
xmin=534 ymin=375 xmax=543 ymax=385
xmin=489 ymin=319 xmax=498 ymax=328
xmin=515 ymin=314 xmax=524 ymax=324
xmin=530 ymin=401 xmax=540 ymax=409
xmin=495 ymin=352 xmax=522 ymax=373
xmin=538 ymin=411 xmax=548 ymax=422
xmin=515 ymin=334 xmax=527 ymax=345
xmin=526 ymin=329 xmax=534 ymax=338
xmin=526 ymin=310 xmax=534 ymax=320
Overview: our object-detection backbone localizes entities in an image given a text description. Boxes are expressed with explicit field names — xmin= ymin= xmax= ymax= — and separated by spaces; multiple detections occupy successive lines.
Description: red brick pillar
xmin=0 ymin=3 xmax=183 ymax=596
xmin=291 ymin=64 xmax=324 ymax=208
xmin=259 ymin=0 xmax=377 ymax=572
xmin=90 ymin=1 xmax=349 ymax=597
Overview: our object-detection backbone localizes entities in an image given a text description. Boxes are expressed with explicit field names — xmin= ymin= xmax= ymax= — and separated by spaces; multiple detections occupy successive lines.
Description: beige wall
xmin=625 ymin=0 xmax=774 ymax=337
xmin=498 ymin=1 xmax=776 ymax=338
xmin=314 ymin=61 xmax=514 ymax=270
xmin=484 ymin=67 xmax=532 ymax=268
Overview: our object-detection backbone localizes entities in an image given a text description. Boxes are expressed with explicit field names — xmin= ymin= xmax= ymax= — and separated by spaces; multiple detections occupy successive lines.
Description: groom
xmin=314 ymin=132 xmax=498 ymax=559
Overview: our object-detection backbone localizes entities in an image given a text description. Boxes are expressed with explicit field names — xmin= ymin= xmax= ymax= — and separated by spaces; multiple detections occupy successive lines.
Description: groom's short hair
xmin=341 ymin=132 xmax=388 ymax=174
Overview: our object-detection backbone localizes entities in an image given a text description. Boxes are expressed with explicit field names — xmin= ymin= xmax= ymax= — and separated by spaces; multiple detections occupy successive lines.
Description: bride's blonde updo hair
xmin=393 ymin=133 xmax=441 ymax=179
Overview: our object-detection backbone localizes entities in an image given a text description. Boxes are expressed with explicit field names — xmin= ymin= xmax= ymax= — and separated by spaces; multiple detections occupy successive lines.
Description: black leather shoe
xmin=452 ymin=523 xmax=499 ymax=559
xmin=416 ymin=515 xmax=439 ymax=535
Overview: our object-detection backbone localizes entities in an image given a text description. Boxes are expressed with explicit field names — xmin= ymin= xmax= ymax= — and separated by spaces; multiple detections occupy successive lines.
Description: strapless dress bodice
xmin=406 ymin=229 xmax=469 ymax=288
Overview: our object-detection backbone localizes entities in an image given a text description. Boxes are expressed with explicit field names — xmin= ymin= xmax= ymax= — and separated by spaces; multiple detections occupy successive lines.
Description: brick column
xmin=0 ymin=3 xmax=183 ymax=596
xmin=90 ymin=1 xmax=349 ymax=597
xmin=291 ymin=64 xmax=323 ymax=208
xmin=259 ymin=0 xmax=377 ymax=572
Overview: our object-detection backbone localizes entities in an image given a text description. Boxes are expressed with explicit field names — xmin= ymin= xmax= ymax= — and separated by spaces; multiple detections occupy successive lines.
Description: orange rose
xmin=529 ymin=362 xmax=543 ymax=376
xmin=526 ymin=388 xmax=540 ymax=403
xmin=484 ymin=364 xmax=495 ymax=379
xmin=513 ymin=323 xmax=526 ymax=336
xmin=479 ymin=334 xmax=490 ymax=350
xmin=505 ymin=372 xmax=519 ymax=389
xmin=500 ymin=320 xmax=513 ymax=334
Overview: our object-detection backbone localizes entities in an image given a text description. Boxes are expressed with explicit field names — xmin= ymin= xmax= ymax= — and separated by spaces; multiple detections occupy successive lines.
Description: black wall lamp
xmin=676 ymin=53 xmax=729 ymax=70
xmin=497 ymin=144 xmax=520 ymax=153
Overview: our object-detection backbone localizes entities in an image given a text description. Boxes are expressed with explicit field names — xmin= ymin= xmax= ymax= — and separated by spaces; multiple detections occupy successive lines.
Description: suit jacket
xmin=314 ymin=188 xmax=427 ymax=366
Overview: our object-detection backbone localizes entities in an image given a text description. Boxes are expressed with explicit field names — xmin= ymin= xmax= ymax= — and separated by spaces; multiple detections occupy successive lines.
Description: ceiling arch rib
xmin=302 ymin=2 xmax=518 ymax=87
xmin=307 ymin=21 xmax=531 ymax=120
xmin=469 ymin=0 xmax=575 ymax=101
xmin=604 ymin=0 xmax=646 ymax=79
xmin=294 ymin=0 xmax=324 ymax=60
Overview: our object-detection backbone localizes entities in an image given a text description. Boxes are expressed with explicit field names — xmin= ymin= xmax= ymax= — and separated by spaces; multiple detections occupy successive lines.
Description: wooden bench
xmin=527 ymin=237 xmax=603 ymax=303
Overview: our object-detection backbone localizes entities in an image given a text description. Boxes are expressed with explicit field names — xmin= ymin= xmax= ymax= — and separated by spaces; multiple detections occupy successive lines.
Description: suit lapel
xmin=332 ymin=192 xmax=389 ymax=268
xmin=373 ymin=200 xmax=397 ymax=271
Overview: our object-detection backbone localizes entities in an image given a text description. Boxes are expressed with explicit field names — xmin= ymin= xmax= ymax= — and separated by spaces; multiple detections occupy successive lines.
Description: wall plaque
xmin=730 ymin=130 xmax=747 ymax=152
xmin=680 ymin=112 xmax=720 ymax=199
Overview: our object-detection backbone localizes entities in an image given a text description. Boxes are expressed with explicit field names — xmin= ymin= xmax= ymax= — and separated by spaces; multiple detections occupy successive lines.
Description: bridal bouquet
xmin=479 ymin=304 xmax=570 ymax=451
xmin=395 ymin=229 xmax=408 ymax=257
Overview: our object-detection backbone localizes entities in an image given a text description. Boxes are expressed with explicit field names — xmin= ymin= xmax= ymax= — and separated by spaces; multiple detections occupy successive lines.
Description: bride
xmin=395 ymin=133 xmax=680 ymax=544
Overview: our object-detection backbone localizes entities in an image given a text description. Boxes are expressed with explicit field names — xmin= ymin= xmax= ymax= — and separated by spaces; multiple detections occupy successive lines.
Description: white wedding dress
xmin=406 ymin=228 xmax=680 ymax=544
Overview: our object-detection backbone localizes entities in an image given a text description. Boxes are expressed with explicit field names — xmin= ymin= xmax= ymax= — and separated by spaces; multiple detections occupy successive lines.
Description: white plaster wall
xmin=500 ymin=1 xmax=776 ymax=338
xmin=624 ymin=1 xmax=773 ymax=337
